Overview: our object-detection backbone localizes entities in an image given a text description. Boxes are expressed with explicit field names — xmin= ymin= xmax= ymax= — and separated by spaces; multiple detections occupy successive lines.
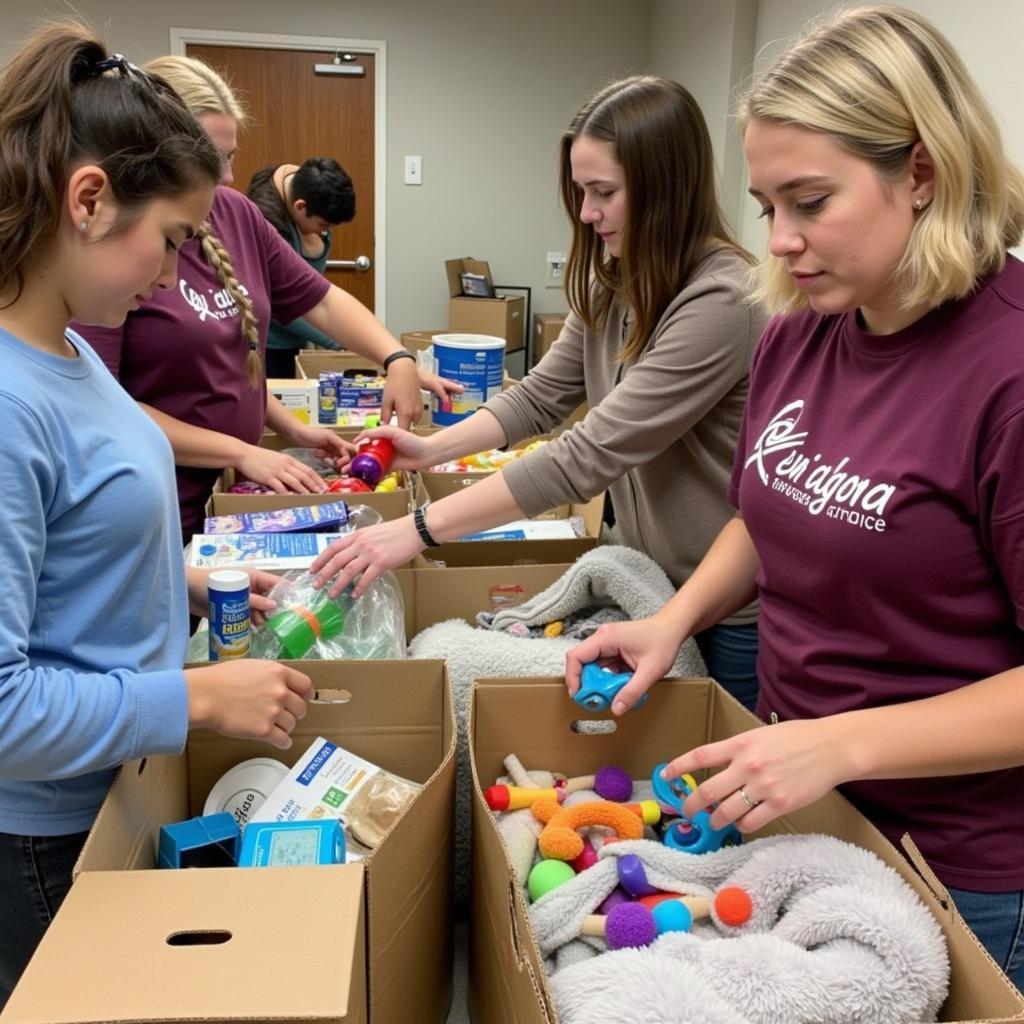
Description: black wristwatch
xmin=413 ymin=504 xmax=440 ymax=547
xmin=382 ymin=349 xmax=416 ymax=374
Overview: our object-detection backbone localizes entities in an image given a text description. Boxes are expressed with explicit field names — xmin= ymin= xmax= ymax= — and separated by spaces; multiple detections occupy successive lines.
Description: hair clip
xmin=248 ymin=341 xmax=258 ymax=351
xmin=92 ymin=53 xmax=137 ymax=78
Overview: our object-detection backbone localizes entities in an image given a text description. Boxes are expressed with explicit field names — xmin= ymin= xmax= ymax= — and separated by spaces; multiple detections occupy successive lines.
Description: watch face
xmin=267 ymin=827 xmax=321 ymax=866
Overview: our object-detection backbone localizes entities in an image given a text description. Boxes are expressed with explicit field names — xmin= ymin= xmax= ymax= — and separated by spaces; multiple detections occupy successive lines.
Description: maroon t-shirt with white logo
xmin=730 ymin=255 xmax=1024 ymax=891
xmin=78 ymin=187 xmax=330 ymax=541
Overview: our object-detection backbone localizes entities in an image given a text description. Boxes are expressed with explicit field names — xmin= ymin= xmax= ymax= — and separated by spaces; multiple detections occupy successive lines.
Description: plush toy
xmin=533 ymin=798 xmax=645 ymax=861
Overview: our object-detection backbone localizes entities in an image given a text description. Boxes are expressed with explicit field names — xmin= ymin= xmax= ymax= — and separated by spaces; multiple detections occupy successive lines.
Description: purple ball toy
xmin=593 ymin=765 xmax=633 ymax=803
xmin=604 ymin=902 xmax=657 ymax=949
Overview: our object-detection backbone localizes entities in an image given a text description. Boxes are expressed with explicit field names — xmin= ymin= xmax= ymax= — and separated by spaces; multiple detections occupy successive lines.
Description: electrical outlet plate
xmin=404 ymin=155 xmax=422 ymax=185
xmin=545 ymin=251 xmax=566 ymax=288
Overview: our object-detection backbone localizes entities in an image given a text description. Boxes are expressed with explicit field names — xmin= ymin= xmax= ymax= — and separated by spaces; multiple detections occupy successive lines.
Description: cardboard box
xmin=209 ymin=467 xmax=414 ymax=523
xmin=267 ymin=376 xmax=319 ymax=423
xmin=532 ymin=312 xmax=567 ymax=365
xmin=5 ymin=661 xmax=455 ymax=1024
xmin=401 ymin=562 xmax=571 ymax=637
xmin=468 ymin=677 xmax=1024 ymax=1024
xmin=444 ymin=258 xmax=526 ymax=351
xmin=400 ymin=329 xmax=445 ymax=376
xmin=296 ymin=350 xmax=382 ymax=380
xmin=413 ymin=473 xmax=603 ymax=566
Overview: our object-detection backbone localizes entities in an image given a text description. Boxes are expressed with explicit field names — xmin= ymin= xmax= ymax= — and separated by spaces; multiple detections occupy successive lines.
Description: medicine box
xmin=249 ymin=736 xmax=382 ymax=831
xmin=239 ymin=819 xmax=346 ymax=868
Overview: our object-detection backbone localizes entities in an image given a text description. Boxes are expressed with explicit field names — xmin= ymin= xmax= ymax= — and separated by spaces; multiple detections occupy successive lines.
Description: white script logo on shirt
xmin=179 ymin=278 xmax=249 ymax=323
xmin=745 ymin=400 xmax=896 ymax=532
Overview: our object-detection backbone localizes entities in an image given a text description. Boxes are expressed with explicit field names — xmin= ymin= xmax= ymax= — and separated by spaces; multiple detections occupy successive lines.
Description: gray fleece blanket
xmin=530 ymin=834 xmax=949 ymax=1024
xmin=409 ymin=546 xmax=705 ymax=903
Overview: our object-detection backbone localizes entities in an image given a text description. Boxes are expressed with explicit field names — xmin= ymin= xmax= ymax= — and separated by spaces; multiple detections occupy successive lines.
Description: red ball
xmin=715 ymin=886 xmax=752 ymax=927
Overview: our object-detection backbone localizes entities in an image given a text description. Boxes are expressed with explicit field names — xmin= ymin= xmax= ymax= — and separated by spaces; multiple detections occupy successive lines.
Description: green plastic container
xmin=264 ymin=591 xmax=347 ymax=659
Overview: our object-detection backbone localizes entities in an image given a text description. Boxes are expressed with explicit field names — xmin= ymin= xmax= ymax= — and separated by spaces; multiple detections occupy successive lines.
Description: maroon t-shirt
xmin=730 ymin=255 xmax=1024 ymax=891
xmin=78 ymin=187 xmax=330 ymax=540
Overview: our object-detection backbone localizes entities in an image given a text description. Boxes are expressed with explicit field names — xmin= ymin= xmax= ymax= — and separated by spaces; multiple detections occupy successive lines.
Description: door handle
xmin=326 ymin=255 xmax=372 ymax=272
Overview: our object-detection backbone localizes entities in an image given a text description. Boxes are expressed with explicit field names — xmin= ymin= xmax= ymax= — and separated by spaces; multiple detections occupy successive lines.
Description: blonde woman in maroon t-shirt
xmin=568 ymin=5 xmax=1024 ymax=987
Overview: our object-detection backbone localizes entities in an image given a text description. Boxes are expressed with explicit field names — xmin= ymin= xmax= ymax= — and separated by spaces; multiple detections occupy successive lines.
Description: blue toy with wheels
xmin=573 ymin=662 xmax=649 ymax=713
xmin=652 ymin=763 xmax=742 ymax=854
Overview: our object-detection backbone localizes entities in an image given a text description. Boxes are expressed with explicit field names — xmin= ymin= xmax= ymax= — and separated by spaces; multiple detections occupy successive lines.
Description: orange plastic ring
xmin=293 ymin=605 xmax=322 ymax=639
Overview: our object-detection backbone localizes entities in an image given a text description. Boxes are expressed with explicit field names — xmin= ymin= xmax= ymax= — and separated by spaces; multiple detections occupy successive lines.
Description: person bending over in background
xmin=248 ymin=157 xmax=357 ymax=378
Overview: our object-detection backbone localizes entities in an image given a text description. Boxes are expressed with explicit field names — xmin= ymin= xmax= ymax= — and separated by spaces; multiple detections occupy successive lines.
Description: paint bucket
xmin=431 ymin=333 xmax=505 ymax=426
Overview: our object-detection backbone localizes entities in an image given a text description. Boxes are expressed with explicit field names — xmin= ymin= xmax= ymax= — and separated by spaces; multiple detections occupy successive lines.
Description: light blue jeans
xmin=948 ymin=886 xmax=1024 ymax=991
xmin=693 ymin=622 xmax=760 ymax=714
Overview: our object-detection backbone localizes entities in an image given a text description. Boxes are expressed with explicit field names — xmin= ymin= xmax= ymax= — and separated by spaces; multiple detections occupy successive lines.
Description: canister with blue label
xmin=208 ymin=569 xmax=251 ymax=660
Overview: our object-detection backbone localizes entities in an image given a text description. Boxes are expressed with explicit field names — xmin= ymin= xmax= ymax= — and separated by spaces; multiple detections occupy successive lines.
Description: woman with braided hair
xmin=79 ymin=55 xmax=459 ymax=544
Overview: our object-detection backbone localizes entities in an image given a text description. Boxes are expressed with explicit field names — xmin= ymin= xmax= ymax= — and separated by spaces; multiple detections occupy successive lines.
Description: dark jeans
xmin=949 ymin=886 xmax=1024 ymax=991
xmin=265 ymin=346 xmax=301 ymax=379
xmin=0 ymin=830 xmax=88 ymax=1008
xmin=693 ymin=622 xmax=760 ymax=714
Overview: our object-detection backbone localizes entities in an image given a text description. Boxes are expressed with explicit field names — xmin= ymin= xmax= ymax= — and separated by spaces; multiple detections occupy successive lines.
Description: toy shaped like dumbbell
xmin=581 ymin=886 xmax=752 ymax=949
xmin=573 ymin=662 xmax=648 ymax=713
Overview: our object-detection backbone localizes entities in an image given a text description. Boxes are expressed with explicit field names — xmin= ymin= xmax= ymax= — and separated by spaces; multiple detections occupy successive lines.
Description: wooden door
xmin=187 ymin=44 xmax=376 ymax=310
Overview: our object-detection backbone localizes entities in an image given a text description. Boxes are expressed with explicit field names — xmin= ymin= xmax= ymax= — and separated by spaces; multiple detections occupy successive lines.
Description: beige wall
xmin=735 ymin=0 xmax=1024 ymax=259
xmin=6 ymin=1 xmax=1023 ymax=332
xmin=649 ymin=0 xmax=758 ymax=238
xmin=3 ymin=0 xmax=651 ymax=335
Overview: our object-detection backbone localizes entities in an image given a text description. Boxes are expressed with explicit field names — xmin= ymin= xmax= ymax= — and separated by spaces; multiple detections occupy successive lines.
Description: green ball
xmin=528 ymin=859 xmax=575 ymax=902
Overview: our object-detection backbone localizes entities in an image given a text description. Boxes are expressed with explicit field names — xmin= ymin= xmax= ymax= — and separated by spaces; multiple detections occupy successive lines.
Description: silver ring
xmin=739 ymin=786 xmax=761 ymax=810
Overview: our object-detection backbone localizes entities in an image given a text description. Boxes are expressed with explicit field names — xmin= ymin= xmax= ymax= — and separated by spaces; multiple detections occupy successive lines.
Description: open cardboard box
xmin=468 ymin=677 xmax=1024 ymax=1024
xmin=413 ymin=473 xmax=603 ymax=567
xmin=4 ymin=661 xmax=455 ymax=1024
xmin=208 ymin=467 xmax=414 ymax=522
xmin=444 ymin=258 xmax=525 ymax=351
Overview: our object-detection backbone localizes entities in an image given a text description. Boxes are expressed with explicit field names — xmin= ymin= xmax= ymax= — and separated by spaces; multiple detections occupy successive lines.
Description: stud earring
xmin=79 ymin=221 xmax=90 ymax=232
xmin=913 ymin=198 xmax=925 ymax=210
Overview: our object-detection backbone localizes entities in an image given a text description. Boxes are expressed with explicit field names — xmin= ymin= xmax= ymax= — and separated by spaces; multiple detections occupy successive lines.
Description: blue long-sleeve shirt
xmin=0 ymin=327 xmax=189 ymax=836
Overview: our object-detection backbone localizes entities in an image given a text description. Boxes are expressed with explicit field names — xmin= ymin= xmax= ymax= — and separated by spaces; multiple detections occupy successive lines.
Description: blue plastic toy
xmin=651 ymin=764 xmax=742 ymax=855
xmin=574 ymin=662 xmax=648 ymax=713
xmin=158 ymin=812 xmax=241 ymax=869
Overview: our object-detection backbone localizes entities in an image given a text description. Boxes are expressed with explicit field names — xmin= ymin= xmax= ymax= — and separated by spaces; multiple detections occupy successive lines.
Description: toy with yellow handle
xmin=532 ymin=798 xmax=644 ymax=861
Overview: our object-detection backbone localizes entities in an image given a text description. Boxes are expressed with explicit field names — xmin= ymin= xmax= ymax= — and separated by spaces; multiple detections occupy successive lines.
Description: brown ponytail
xmin=0 ymin=19 xmax=221 ymax=303
xmin=197 ymin=224 xmax=262 ymax=387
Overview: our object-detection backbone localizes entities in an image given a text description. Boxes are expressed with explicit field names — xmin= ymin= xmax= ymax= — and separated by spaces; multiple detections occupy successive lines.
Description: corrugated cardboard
xmin=532 ymin=312 xmax=567 ymax=365
xmin=413 ymin=475 xmax=602 ymax=566
xmin=468 ymin=677 xmax=1024 ymax=1024
xmin=209 ymin=467 xmax=414 ymax=522
xmin=444 ymin=258 xmax=525 ymax=351
xmin=3 ymin=866 xmax=366 ymax=1024
xmin=296 ymin=350 xmax=382 ymax=379
xmin=5 ymin=661 xmax=455 ymax=1024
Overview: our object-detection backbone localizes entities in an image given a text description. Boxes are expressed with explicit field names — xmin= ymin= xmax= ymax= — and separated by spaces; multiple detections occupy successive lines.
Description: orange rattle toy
xmin=532 ymin=798 xmax=644 ymax=861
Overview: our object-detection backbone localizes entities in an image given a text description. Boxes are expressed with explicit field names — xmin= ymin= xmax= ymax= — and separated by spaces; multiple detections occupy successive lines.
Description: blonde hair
xmin=739 ymin=4 xmax=1024 ymax=313
xmin=143 ymin=55 xmax=248 ymax=125
xmin=144 ymin=55 xmax=261 ymax=386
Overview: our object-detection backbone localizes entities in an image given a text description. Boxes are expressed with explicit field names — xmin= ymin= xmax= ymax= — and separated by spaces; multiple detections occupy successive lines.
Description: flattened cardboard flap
xmin=3 ymin=866 xmax=366 ymax=1024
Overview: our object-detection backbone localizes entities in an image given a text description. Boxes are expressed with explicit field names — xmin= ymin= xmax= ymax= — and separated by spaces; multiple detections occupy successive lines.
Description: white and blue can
xmin=208 ymin=569 xmax=251 ymax=661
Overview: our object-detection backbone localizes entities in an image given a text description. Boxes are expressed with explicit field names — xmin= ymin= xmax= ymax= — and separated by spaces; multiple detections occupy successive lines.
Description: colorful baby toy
xmin=652 ymin=764 xmax=742 ymax=855
xmin=573 ymin=662 xmax=648 ymax=713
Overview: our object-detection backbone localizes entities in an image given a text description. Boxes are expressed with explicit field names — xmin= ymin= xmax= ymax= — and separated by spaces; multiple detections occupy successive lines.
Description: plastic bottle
xmin=208 ymin=570 xmax=251 ymax=660
xmin=349 ymin=437 xmax=396 ymax=487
